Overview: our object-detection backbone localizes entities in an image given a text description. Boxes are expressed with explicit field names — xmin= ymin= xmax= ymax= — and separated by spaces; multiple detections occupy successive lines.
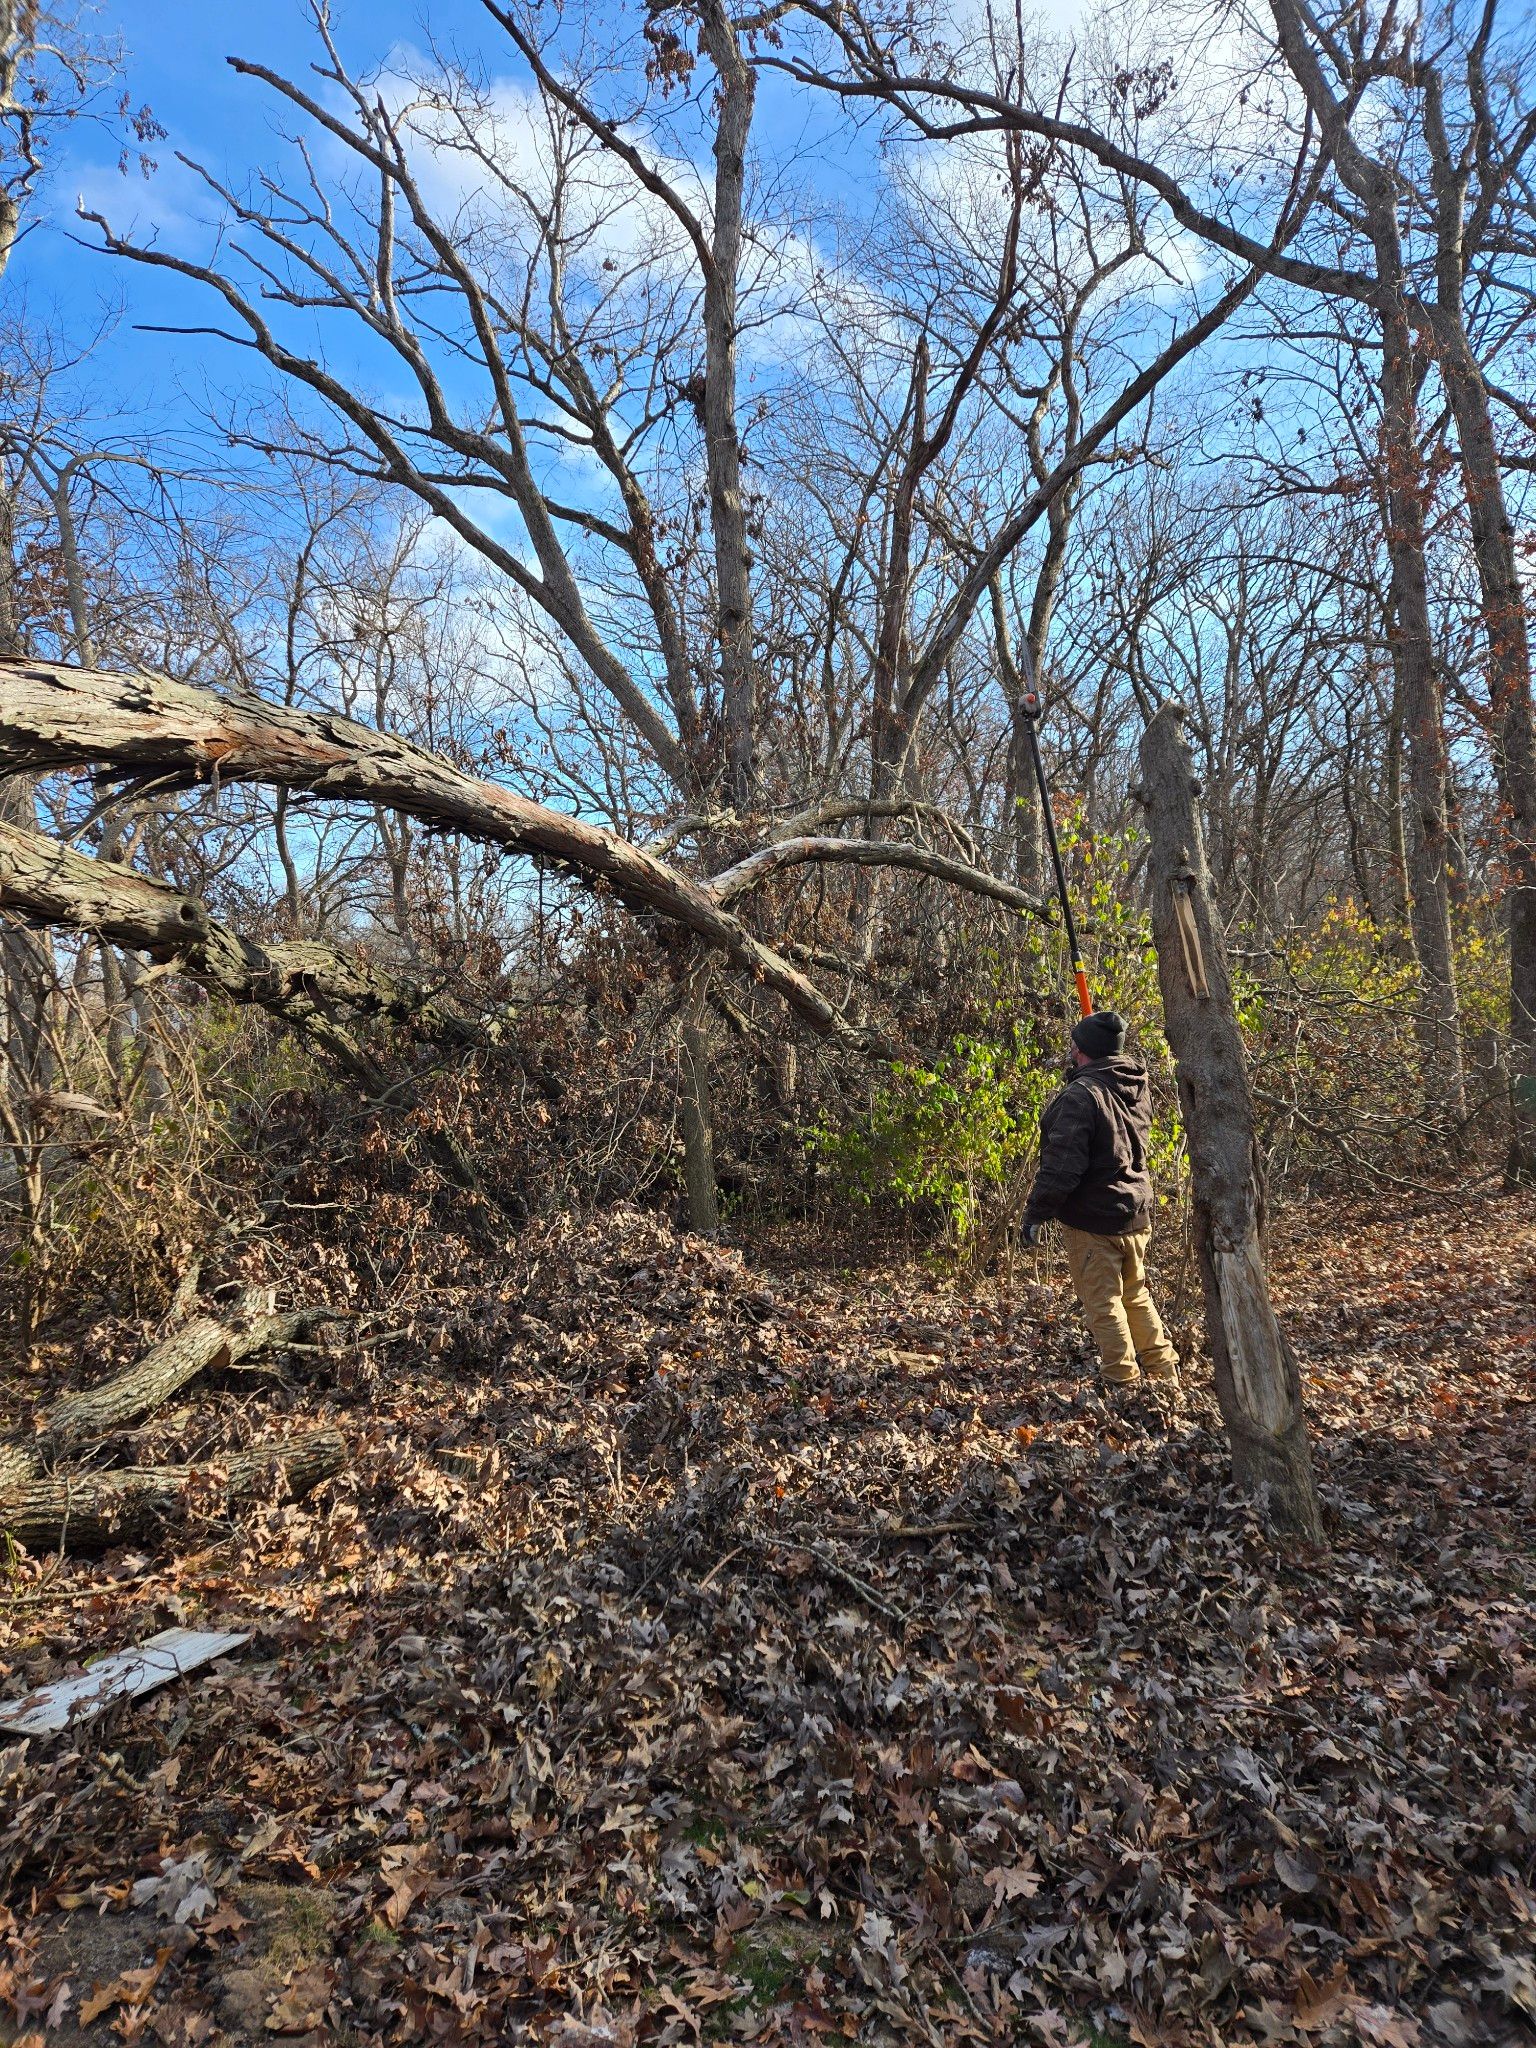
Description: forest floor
xmin=1 ymin=1182 xmax=1533 ymax=2048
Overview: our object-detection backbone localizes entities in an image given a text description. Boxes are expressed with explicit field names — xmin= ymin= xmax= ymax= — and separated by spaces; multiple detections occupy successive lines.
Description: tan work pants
xmin=1060 ymin=1225 xmax=1181 ymax=1385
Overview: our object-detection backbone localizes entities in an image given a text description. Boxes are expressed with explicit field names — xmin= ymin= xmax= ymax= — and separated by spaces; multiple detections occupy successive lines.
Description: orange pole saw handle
xmin=1073 ymin=966 xmax=1093 ymax=1018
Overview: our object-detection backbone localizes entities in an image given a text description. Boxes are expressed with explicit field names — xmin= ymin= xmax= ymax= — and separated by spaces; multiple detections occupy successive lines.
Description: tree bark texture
xmin=697 ymin=0 xmax=758 ymax=806
xmin=1427 ymin=321 xmax=1536 ymax=1180
xmin=0 ymin=1428 xmax=346 ymax=1553
xmin=0 ymin=1295 xmax=333 ymax=1495
xmin=0 ymin=659 xmax=873 ymax=1051
xmin=679 ymin=965 xmax=721 ymax=1239
xmin=1377 ymin=320 xmax=1467 ymax=1121
xmin=1139 ymin=706 xmax=1324 ymax=1542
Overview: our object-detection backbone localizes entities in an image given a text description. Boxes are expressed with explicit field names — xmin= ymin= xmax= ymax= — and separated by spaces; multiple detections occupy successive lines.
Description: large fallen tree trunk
xmin=1139 ymin=705 xmax=1324 ymax=1544
xmin=0 ymin=818 xmax=490 ymax=1054
xmin=0 ymin=1294 xmax=336 ymax=1494
xmin=0 ymin=1427 xmax=346 ymax=1553
xmin=0 ymin=659 xmax=876 ymax=1050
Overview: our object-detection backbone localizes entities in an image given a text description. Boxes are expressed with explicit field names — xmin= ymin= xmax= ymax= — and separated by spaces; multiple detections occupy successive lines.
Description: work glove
xmin=1022 ymin=1220 xmax=1045 ymax=1248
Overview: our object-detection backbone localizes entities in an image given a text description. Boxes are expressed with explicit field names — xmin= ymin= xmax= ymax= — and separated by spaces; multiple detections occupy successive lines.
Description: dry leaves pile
xmin=1 ymin=1189 xmax=1533 ymax=2047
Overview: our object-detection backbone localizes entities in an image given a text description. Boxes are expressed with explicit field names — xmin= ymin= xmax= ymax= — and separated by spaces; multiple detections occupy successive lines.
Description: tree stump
xmin=1139 ymin=706 xmax=1324 ymax=1543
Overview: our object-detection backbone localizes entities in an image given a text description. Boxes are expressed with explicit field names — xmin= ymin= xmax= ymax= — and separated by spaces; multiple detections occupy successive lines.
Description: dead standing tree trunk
xmin=1139 ymin=706 xmax=1324 ymax=1543
xmin=679 ymin=957 xmax=721 ymax=1240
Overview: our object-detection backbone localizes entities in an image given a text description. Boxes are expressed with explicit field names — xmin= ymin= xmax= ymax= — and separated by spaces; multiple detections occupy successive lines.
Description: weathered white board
xmin=0 ymin=1627 xmax=250 ymax=1737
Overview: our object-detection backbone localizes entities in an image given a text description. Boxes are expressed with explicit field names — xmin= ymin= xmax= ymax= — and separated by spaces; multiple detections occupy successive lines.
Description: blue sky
xmin=14 ymin=0 xmax=1100 ymax=408
xmin=14 ymin=2 xmax=465 ymax=417
xmin=11 ymin=0 xmax=896 ymax=436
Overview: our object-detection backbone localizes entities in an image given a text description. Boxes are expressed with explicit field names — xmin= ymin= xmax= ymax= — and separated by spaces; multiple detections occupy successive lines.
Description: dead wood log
xmin=1139 ymin=705 xmax=1324 ymax=1543
xmin=0 ymin=1427 xmax=346 ymax=1553
xmin=0 ymin=1294 xmax=334 ymax=1495
xmin=0 ymin=817 xmax=489 ymax=1051
xmin=0 ymin=659 xmax=875 ymax=1050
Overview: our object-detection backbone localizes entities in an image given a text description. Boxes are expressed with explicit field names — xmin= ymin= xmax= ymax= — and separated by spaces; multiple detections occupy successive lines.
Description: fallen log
xmin=0 ymin=1427 xmax=346 ymax=1552
xmin=0 ymin=659 xmax=876 ymax=1050
xmin=0 ymin=820 xmax=526 ymax=1195
xmin=0 ymin=1294 xmax=336 ymax=1495
xmin=0 ymin=817 xmax=490 ymax=1053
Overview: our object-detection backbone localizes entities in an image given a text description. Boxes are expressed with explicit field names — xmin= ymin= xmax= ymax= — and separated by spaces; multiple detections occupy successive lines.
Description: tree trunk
xmin=697 ymin=0 xmax=758 ymax=807
xmin=1431 ymin=333 xmax=1536 ymax=1181
xmin=0 ymin=1294 xmax=331 ymax=1495
xmin=1384 ymin=684 xmax=1414 ymax=941
xmin=0 ymin=658 xmax=873 ymax=1053
xmin=680 ymin=963 xmax=721 ymax=1238
xmin=990 ymin=578 xmax=1045 ymax=894
xmin=1139 ymin=706 xmax=1324 ymax=1543
xmin=1378 ymin=321 xmax=1467 ymax=1121
xmin=0 ymin=489 xmax=58 ymax=1127
xmin=0 ymin=1429 xmax=346 ymax=1554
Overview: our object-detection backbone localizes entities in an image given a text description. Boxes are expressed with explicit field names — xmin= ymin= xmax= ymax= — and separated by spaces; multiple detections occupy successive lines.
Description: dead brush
xmin=0 ymin=1001 xmax=317 ymax=1358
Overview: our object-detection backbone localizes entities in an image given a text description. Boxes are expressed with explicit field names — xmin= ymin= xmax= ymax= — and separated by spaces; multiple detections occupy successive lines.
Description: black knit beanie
xmin=1071 ymin=1010 xmax=1127 ymax=1060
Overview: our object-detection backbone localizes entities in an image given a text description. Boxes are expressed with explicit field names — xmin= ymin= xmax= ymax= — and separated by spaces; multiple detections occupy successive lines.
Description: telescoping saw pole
xmin=1016 ymin=642 xmax=1092 ymax=1019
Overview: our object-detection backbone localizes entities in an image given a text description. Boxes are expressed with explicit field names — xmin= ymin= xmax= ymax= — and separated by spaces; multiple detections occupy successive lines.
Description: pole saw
xmin=1015 ymin=639 xmax=1092 ymax=1019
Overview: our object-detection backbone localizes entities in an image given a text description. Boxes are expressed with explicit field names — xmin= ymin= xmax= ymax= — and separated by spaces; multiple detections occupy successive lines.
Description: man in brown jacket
xmin=1021 ymin=1010 xmax=1180 ymax=1389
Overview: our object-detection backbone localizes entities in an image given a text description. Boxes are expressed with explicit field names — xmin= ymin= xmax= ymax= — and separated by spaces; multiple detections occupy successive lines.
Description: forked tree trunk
xmin=1139 ymin=706 xmax=1324 ymax=1543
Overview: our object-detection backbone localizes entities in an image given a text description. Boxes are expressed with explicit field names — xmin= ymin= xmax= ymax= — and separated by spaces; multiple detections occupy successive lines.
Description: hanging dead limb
xmin=709 ymin=835 xmax=1049 ymax=916
xmin=0 ymin=1292 xmax=342 ymax=1496
xmin=0 ymin=817 xmax=491 ymax=1055
xmin=0 ymin=1427 xmax=346 ymax=1554
xmin=0 ymin=659 xmax=876 ymax=1051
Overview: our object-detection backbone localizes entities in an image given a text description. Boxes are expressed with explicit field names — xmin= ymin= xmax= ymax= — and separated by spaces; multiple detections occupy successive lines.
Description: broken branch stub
xmin=0 ymin=660 xmax=875 ymax=1052
xmin=1139 ymin=705 xmax=1324 ymax=1543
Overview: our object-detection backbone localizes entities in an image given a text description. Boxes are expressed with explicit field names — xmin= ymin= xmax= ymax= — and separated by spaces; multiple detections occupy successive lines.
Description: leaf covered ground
xmin=1 ymin=1188 xmax=1533 ymax=2048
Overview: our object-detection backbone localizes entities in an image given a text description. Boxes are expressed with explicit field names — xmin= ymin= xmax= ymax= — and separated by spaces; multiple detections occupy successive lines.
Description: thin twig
xmin=757 ymin=1535 xmax=907 ymax=1623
